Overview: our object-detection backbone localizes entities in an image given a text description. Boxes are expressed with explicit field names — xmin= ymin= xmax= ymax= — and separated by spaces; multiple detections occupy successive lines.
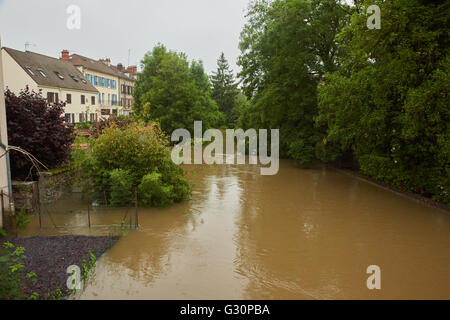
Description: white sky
xmin=0 ymin=0 xmax=250 ymax=75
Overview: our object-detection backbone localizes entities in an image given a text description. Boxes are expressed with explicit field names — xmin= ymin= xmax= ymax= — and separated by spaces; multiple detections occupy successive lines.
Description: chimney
xmin=117 ymin=63 xmax=124 ymax=71
xmin=101 ymin=58 xmax=111 ymax=66
xmin=61 ymin=49 xmax=70 ymax=61
xmin=127 ymin=65 xmax=137 ymax=77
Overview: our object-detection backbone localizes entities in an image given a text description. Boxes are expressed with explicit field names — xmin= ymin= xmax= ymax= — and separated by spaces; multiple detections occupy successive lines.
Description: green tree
xmin=237 ymin=0 xmax=350 ymax=165
xmin=210 ymin=53 xmax=239 ymax=127
xmin=316 ymin=0 xmax=449 ymax=203
xmin=133 ymin=44 xmax=223 ymax=134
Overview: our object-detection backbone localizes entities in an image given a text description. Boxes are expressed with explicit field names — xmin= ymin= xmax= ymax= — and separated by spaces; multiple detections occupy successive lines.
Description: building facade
xmin=1 ymin=47 xmax=99 ymax=124
xmin=63 ymin=51 xmax=123 ymax=118
xmin=112 ymin=63 xmax=136 ymax=116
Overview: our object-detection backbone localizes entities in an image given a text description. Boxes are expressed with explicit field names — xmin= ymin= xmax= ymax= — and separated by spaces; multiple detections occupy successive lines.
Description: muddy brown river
xmin=21 ymin=160 xmax=450 ymax=299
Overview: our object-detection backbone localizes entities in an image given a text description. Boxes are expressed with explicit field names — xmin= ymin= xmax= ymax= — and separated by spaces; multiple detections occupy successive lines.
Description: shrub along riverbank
xmin=72 ymin=121 xmax=192 ymax=207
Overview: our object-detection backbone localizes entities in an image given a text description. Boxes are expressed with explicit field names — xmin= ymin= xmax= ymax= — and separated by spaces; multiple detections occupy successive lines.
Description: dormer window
xmin=69 ymin=74 xmax=79 ymax=82
xmin=25 ymin=66 xmax=35 ymax=76
xmin=37 ymin=69 xmax=47 ymax=78
xmin=55 ymin=71 xmax=64 ymax=80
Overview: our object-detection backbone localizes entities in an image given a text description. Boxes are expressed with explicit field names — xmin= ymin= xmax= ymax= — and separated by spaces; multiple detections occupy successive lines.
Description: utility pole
xmin=0 ymin=36 xmax=14 ymax=228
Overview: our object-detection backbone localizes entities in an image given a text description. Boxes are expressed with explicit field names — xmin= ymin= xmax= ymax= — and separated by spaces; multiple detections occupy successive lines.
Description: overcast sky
xmin=0 ymin=0 xmax=250 ymax=75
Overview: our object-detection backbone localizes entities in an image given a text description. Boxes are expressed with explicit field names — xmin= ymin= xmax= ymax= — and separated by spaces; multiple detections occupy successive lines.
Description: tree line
xmin=132 ymin=0 xmax=449 ymax=204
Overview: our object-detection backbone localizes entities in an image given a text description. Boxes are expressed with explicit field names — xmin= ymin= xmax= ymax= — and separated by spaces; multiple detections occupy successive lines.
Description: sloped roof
xmin=110 ymin=64 xmax=135 ymax=81
xmin=3 ymin=47 xmax=98 ymax=93
xmin=69 ymin=54 xmax=121 ymax=77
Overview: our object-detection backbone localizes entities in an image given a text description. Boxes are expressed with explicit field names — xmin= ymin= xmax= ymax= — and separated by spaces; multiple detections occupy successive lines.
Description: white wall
xmin=1 ymin=48 xmax=39 ymax=93
xmin=39 ymin=86 xmax=99 ymax=123
xmin=0 ymin=40 xmax=12 ymax=227
xmin=81 ymin=68 xmax=120 ymax=117
xmin=1 ymin=48 xmax=100 ymax=123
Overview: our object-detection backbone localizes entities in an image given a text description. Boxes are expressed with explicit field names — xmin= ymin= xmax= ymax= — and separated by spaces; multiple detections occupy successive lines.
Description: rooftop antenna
xmin=127 ymin=49 xmax=131 ymax=67
xmin=24 ymin=41 xmax=36 ymax=51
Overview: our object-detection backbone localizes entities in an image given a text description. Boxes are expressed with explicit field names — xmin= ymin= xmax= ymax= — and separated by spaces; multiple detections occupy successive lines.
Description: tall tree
xmin=316 ymin=0 xmax=449 ymax=203
xmin=210 ymin=53 xmax=239 ymax=126
xmin=237 ymin=0 xmax=350 ymax=164
xmin=133 ymin=44 xmax=223 ymax=134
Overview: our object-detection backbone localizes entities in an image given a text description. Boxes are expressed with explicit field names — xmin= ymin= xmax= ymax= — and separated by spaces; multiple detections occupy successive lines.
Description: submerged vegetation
xmin=72 ymin=121 xmax=192 ymax=207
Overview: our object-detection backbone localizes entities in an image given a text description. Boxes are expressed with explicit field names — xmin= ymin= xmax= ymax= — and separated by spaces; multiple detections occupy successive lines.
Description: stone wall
xmin=11 ymin=181 xmax=36 ymax=212
xmin=38 ymin=167 xmax=74 ymax=204
xmin=11 ymin=166 xmax=74 ymax=212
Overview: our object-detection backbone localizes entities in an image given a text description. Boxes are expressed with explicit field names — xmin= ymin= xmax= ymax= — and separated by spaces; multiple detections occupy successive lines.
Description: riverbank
xmin=332 ymin=166 xmax=450 ymax=214
xmin=1 ymin=235 xmax=119 ymax=299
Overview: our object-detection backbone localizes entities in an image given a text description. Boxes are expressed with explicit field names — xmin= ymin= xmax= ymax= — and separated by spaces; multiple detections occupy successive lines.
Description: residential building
xmin=62 ymin=51 xmax=121 ymax=118
xmin=1 ymin=47 xmax=99 ymax=123
xmin=111 ymin=63 xmax=136 ymax=116
xmin=0 ymin=38 xmax=11 ymax=227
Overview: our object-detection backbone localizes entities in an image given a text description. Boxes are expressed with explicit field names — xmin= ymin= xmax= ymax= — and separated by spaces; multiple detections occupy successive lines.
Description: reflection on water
xmin=21 ymin=160 xmax=450 ymax=299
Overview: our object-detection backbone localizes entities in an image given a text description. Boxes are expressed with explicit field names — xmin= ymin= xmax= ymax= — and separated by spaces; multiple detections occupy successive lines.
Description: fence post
xmin=135 ymin=187 xmax=138 ymax=229
xmin=87 ymin=193 xmax=91 ymax=228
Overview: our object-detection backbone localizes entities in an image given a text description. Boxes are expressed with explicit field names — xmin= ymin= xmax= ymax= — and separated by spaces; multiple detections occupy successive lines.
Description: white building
xmin=0 ymin=39 xmax=11 ymax=227
xmin=1 ymin=47 xmax=99 ymax=123
xmin=63 ymin=51 xmax=120 ymax=118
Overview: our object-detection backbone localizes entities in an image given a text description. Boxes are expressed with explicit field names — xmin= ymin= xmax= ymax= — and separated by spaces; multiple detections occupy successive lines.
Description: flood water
xmin=21 ymin=160 xmax=450 ymax=299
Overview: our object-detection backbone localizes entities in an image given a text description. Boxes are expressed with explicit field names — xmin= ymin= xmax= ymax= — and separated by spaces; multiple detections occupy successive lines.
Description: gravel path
xmin=1 ymin=235 xmax=119 ymax=299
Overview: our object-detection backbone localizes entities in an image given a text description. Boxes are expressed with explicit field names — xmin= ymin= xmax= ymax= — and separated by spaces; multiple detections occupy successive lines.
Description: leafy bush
xmin=73 ymin=122 xmax=191 ymax=207
xmin=89 ymin=114 xmax=133 ymax=138
xmin=15 ymin=207 xmax=33 ymax=230
xmin=75 ymin=122 xmax=92 ymax=130
xmin=138 ymin=172 xmax=174 ymax=207
xmin=5 ymin=88 xmax=75 ymax=180
xmin=109 ymin=169 xmax=134 ymax=206
xmin=0 ymin=242 xmax=37 ymax=300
